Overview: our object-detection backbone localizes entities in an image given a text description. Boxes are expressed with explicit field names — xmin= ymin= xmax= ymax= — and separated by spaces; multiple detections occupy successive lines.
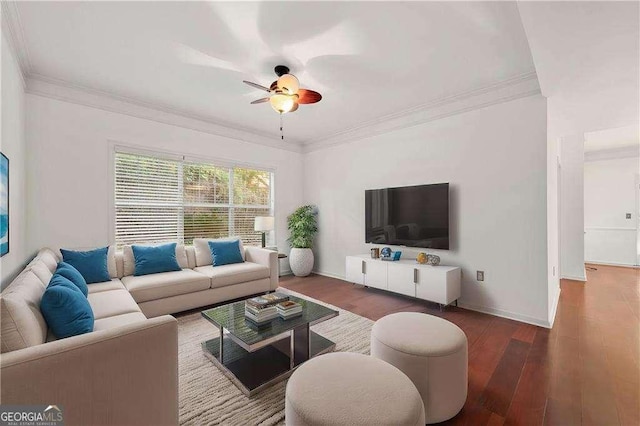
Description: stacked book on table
xmin=244 ymin=292 xmax=290 ymax=325
xmin=276 ymin=300 xmax=303 ymax=320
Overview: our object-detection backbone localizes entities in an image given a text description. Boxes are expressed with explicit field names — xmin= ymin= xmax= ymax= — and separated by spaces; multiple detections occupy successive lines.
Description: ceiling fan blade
xmin=250 ymin=97 xmax=270 ymax=104
xmin=297 ymin=89 xmax=322 ymax=104
xmin=243 ymin=80 xmax=270 ymax=92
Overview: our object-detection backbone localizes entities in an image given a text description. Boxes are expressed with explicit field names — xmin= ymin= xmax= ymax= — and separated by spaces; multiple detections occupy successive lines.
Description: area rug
xmin=177 ymin=288 xmax=373 ymax=425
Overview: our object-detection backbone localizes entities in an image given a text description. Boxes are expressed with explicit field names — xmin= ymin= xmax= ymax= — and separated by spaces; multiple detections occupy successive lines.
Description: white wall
xmin=584 ymin=156 xmax=639 ymax=266
xmin=0 ymin=29 xmax=27 ymax=286
xmin=304 ymin=95 xmax=551 ymax=326
xmin=546 ymin=128 xmax=560 ymax=324
xmin=26 ymin=95 xmax=304 ymax=274
xmin=559 ymin=134 xmax=586 ymax=280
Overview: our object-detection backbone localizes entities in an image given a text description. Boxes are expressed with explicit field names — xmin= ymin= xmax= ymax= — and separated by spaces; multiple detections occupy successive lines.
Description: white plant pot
xmin=290 ymin=248 xmax=314 ymax=277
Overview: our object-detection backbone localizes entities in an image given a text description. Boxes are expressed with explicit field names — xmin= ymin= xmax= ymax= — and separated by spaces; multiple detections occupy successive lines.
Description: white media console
xmin=345 ymin=254 xmax=461 ymax=307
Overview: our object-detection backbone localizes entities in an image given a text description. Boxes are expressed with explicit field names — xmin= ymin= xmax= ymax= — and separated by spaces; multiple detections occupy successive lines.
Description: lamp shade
xmin=277 ymin=74 xmax=300 ymax=95
xmin=254 ymin=216 xmax=275 ymax=232
xmin=270 ymin=94 xmax=295 ymax=114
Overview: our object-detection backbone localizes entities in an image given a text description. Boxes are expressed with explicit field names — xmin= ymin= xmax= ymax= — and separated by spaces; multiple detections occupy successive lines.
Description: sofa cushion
xmin=87 ymin=289 xmax=141 ymax=320
xmin=93 ymin=312 xmax=147 ymax=332
xmin=30 ymin=259 xmax=54 ymax=287
xmin=194 ymin=262 xmax=269 ymax=289
xmin=123 ymin=244 xmax=188 ymax=277
xmin=87 ymin=279 xmax=125 ymax=294
xmin=55 ymin=262 xmax=88 ymax=297
xmin=61 ymin=247 xmax=111 ymax=284
xmin=40 ymin=279 xmax=94 ymax=339
xmin=121 ymin=269 xmax=211 ymax=303
xmin=34 ymin=248 xmax=59 ymax=271
xmin=194 ymin=238 xmax=245 ymax=267
xmin=0 ymin=270 xmax=48 ymax=353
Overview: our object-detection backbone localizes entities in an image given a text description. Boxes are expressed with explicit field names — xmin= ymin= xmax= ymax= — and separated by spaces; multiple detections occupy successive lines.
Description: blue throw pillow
xmin=54 ymin=262 xmax=88 ymax=297
xmin=132 ymin=243 xmax=181 ymax=276
xmin=60 ymin=247 xmax=111 ymax=284
xmin=41 ymin=277 xmax=94 ymax=338
xmin=208 ymin=239 xmax=244 ymax=266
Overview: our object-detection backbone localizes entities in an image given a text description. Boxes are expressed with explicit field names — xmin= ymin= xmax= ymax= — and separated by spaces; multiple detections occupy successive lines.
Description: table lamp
xmin=254 ymin=216 xmax=275 ymax=248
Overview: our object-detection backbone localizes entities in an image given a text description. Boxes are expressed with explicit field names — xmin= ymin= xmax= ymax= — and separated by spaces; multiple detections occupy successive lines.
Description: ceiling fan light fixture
xmin=270 ymin=94 xmax=296 ymax=114
xmin=277 ymin=74 xmax=300 ymax=95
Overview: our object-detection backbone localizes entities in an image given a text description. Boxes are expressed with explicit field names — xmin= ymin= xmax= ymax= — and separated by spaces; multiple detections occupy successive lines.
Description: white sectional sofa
xmin=0 ymin=242 xmax=279 ymax=426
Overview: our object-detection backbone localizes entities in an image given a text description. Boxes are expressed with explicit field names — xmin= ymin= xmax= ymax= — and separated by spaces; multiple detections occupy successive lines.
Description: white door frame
xmin=636 ymin=172 xmax=640 ymax=266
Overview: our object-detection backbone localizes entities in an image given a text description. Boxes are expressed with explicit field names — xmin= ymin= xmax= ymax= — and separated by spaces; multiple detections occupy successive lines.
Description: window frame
xmin=108 ymin=141 xmax=276 ymax=247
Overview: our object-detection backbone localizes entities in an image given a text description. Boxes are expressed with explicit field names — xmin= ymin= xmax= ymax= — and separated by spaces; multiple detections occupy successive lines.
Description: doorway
xmin=583 ymin=126 xmax=640 ymax=268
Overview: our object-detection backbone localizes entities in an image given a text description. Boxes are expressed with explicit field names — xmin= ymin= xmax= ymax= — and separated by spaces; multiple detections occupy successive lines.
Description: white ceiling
xmin=584 ymin=125 xmax=640 ymax=153
xmin=518 ymin=1 xmax=640 ymax=136
xmin=14 ymin=1 xmax=536 ymax=145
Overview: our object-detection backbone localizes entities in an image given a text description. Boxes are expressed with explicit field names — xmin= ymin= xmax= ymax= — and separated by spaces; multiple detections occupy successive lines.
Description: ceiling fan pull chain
xmin=280 ymin=113 xmax=284 ymax=140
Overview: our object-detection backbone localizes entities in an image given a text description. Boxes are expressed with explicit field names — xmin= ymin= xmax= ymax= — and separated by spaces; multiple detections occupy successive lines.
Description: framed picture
xmin=1 ymin=152 xmax=8 ymax=257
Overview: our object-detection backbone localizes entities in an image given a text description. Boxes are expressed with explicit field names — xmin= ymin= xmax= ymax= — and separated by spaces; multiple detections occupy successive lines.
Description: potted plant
xmin=287 ymin=205 xmax=318 ymax=277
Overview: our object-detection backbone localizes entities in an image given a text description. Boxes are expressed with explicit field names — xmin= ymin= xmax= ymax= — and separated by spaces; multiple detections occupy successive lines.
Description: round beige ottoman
xmin=285 ymin=352 xmax=425 ymax=426
xmin=371 ymin=312 xmax=468 ymax=424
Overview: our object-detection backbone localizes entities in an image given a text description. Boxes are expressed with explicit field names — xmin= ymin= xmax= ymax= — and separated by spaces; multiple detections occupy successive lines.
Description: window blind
xmin=114 ymin=151 xmax=273 ymax=247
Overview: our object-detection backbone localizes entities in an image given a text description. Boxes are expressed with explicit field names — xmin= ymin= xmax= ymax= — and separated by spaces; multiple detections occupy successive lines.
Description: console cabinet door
xmin=345 ymin=257 xmax=365 ymax=285
xmin=415 ymin=267 xmax=447 ymax=304
xmin=386 ymin=263 xmax=416 ymax=297
xmin=364 ymin=260 xmax=388 ymax=290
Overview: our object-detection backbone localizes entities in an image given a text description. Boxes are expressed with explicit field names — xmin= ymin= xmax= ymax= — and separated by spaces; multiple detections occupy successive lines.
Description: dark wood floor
xmin=279 ymin=264 xmax=640 ymax=426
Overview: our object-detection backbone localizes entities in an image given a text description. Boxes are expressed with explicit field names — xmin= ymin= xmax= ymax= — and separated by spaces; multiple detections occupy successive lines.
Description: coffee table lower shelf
xmin=202 ymin=331 xmax=335 ymax=396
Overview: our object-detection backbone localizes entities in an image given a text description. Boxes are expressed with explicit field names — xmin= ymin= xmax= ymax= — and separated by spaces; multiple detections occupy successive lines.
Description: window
xmin=114 ymin=150 xmax=273 ymax=247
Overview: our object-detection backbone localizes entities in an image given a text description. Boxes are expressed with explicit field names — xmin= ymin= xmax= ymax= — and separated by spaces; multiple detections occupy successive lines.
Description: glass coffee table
xmin=201 ymin=295 xmax=339 ymax=396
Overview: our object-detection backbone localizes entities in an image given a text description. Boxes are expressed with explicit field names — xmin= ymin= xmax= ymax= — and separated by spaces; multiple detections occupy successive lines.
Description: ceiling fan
xmin=243 ymin=65 xmax=322 ymax=115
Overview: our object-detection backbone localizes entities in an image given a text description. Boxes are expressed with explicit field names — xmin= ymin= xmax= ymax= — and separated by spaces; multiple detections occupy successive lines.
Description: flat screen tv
xmin=365 ymin=183 xmax=449 ymax=249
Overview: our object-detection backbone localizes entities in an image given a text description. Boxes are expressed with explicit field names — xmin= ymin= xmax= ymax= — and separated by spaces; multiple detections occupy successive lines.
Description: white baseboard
xmin=586 ymin=261 xmax=640 ymax=269
xmin=311 ymin=270 xmax=346 ymax=280
xmin=456 ymin=301 xmax=552 ymax=329
xmin=548 ymin=286 xmax=561 ymax=328
xmin=312 ymin=270 xmax=552 ymax=328
xmin=561 ymin=274 xmax=587 ymax=282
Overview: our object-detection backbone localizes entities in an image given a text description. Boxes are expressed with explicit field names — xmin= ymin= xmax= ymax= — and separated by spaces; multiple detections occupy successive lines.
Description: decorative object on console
xmin=416 ymin=252 xmax=428 ymax=264
xmin=371 ymin=248 xmax=380 ymax=259
xmin=254 ymin=216 xmax=275 ymax=248
xmin=381 ymin=251 xmax=402 ymax=261
xmin=426 ymin=254 xmax=441 ymax=266
xmin=287 ymin=205 xmax=318 ymax=277
xmin=380 ymin=247 xmax=392 ymax=258
xmin=0 ymin=152 xmax=8 ymax=257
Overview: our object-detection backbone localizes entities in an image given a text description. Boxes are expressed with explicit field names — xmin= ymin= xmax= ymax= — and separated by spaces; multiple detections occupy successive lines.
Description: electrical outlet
xmin=626 ymin=213 xmax=632 ymax=219
xmin=477 ymin=271 xmax=485 ymax=281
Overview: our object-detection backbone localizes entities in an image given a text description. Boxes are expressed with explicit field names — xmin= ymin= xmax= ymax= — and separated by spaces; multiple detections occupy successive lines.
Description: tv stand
xmin=345 ymin=255 xmax=461 ymax=308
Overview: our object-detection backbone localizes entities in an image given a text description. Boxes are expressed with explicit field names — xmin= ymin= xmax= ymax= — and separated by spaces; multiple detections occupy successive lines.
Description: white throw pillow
xmin=193 ymin=237 xmax=245 ymax=267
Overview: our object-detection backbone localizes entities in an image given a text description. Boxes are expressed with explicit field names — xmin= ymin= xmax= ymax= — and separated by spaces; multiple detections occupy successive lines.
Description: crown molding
xmin=1 ymin=1 xmax=31 ymax=86
xmin=585 ymin=144 xmax=640 ymax=162
xmin=26 ymin=74 xmax=304 ymax=153
xmin=302 ymin=71 xmax=541 ymax=153
xmin=3 ymin=2 xmax=542 ymax=156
